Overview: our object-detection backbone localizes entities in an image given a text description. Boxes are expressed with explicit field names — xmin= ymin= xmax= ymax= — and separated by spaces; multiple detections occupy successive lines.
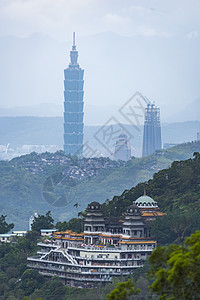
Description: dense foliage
xmin=1 ymin=140 xmax=200 ymax=230
xmin=149 ymin=230 xmax=200 ymax=300
xmin=0 ymin=214 xmax=14 ymax=233
xmin=31 ymin=211 xmax=54 ymax=232
xmin=0 ymin=231 xmax=40 ymax=299
xmin=102 ymin=152 xmax=200 ymax=245
xmin=106 ymin=279 xmax=140 ymax=300
xmin=56 ymin=217 xmax=84 ymax=233
xmin=1 ymin=149 xmax=200 ymax=298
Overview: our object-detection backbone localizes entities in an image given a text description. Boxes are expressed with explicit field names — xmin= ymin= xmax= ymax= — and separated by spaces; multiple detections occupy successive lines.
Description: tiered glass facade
xmin=64 ymin=32 xmax=84 ymax=156
xmin=142 ymin=104 xmax=162 ymax=157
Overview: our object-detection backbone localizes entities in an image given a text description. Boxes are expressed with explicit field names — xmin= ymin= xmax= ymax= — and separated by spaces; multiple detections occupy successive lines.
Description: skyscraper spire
xmin=63 ymin=33 xmax=84 ymax=156
xmin=70 ymin=32 xmax=78 ymax=65
xmin=72 ymin=32 xmax=76 ymax=50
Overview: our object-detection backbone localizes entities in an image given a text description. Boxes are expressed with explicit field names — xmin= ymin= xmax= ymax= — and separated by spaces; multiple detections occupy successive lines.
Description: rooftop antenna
xmin=72 ymin=32 xmax=76 ymax=50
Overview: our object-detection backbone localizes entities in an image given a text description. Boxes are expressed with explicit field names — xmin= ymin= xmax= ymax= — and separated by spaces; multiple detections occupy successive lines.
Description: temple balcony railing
xmin=38 ymin=271 xmax=112 ymax=282
xmin=28 ymin=264 xmax=80 ymax=273
xmin=73 ymin=255 xmax=142 ymax=261
xmin=27 ymin=257 xmax=70 ymax=265
xmin=69 ymin=246 xmax=120 ymax=251
xmin=83 ymin=231 xmax=128 ymax=239
xmin=83 ymin=264 xmax=144 ymax=269
xmin=27 ymin=260 xmax=143 ymax=270
xmin=38 ymin=269 xmax=134 ymax=279
xmin=68 ymin=246 xmax=154 ymax=252
xmin=37 ymin=242 xmax=57 ymax=248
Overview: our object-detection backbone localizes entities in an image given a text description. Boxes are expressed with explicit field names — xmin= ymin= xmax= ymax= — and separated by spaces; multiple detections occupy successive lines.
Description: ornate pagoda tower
xmin=63 ymin=32 xmax=84 ymax=156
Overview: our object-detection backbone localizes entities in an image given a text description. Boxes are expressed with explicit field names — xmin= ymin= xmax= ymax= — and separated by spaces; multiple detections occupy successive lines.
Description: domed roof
xmin=134 ymin=195 xmax=158 ymax=207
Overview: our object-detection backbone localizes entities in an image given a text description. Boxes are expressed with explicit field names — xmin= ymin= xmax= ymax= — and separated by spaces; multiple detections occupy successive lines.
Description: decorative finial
xmin=72 ymin=32 xmax=76 ymax=50
xmin=144 ymin=189 xmax=146 ymax=196
xmin=73 ymin=32 xmax=75 ymax=47
xmin=70 ymin=32 xmax=78 ymax=65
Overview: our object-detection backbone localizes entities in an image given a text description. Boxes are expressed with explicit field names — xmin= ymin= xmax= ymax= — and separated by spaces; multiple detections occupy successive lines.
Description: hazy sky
xmin=0 ymin=0 xmax=200 ymax=122
xmin=0 ymin=0 xmax=199 ymax=40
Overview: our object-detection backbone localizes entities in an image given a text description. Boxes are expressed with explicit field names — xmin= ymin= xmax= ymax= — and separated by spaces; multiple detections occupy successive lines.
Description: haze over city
xmin=1 ymin=1 xmax=200 ymax=298
xmin=0 ymin=0 xmax=200 ymax=124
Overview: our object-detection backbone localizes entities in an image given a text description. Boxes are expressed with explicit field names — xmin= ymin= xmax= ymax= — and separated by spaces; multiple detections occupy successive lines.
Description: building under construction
xmin=142 ymin=103 xmax=162 ymax=157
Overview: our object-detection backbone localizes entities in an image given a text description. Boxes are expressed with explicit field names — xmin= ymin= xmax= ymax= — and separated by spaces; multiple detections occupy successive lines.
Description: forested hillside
xmin=0 ymin=140 xmax=200 ymax=230
xmin=102 ymin=152 xmax=200 ymax=245
xmin=1 ymin=151 xmax=200 ymax=299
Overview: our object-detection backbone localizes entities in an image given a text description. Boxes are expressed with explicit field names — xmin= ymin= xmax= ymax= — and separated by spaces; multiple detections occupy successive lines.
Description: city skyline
xmin=0 ymin=1 xmax=199 ymax=121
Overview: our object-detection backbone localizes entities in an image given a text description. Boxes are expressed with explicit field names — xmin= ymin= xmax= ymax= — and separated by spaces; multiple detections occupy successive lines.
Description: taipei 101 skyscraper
xmin=63 ymin=32 xmax=84 ymax=156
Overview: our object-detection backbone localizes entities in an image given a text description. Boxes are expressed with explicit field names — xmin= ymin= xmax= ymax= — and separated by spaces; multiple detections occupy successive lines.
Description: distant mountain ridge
xmin=0 ymin=103 xmax=62 ymax=117
xmin=1 ymin=97 xmax=200 ymax=124
xmin=165 ymin=98 xmax=200 ymax=122
xmin=0 ymin=117 xmax=199 ymax=158
xmin=0 ymin=103 xmax=119 ymax=125
xmin=0 ymin=32 xmax=200 ymax=121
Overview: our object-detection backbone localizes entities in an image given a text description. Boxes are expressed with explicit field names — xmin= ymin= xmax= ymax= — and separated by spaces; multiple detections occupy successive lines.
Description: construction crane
xmin=138 ymin=91 xmax=152 ymax=106
xmin=5 ymin=143 xmax=10 ymax=154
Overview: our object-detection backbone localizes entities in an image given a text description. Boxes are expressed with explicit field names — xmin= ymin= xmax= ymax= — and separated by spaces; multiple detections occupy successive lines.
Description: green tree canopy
xmin=0 ymin=215 xmax=14 ymax=234
xmin=56 ymin=217 xmax=84 ymax=233
xmin=149 ymin=230 xmax=200 ymax=300
xmin=18 ymin=269 xmax=45 ymax=296
xmin=106 ymin=279 xmax=140 ymax=300
xmin=32 ymin=277 xmax=66 ymax=299
xmin=31 ymin=211 xmax=54 ymax=232
xmin=16 ymin=230 xmax=40 ymax=255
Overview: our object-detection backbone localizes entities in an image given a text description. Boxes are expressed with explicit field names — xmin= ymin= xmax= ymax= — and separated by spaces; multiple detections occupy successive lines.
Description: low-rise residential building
xmin=0 ymin=231 xmax=28 ymax=243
